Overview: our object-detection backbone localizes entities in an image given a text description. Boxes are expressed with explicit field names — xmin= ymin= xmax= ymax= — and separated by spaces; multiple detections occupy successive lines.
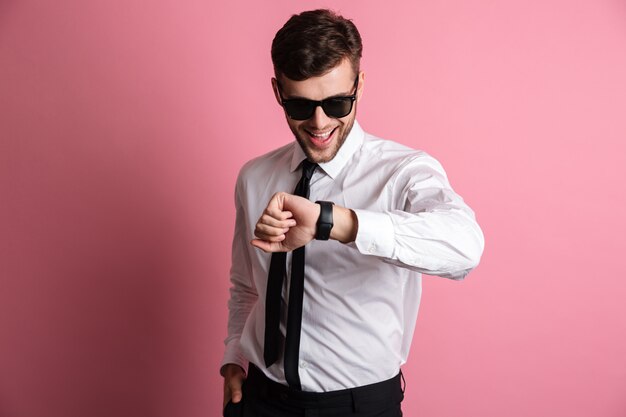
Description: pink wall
xmin=1 ymin=1 xmax=625 ymax=416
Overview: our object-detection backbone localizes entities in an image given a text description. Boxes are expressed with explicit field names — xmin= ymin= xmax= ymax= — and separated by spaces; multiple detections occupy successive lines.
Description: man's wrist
xmin=220 ymin=363 xmax=246 ymax=378
xmin=329 ymin=205 xmax=358 ymax=243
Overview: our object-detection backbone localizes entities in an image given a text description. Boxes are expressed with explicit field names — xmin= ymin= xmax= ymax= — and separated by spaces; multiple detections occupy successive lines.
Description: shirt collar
xmin=289 ymin=120 xmax=365 ymax=179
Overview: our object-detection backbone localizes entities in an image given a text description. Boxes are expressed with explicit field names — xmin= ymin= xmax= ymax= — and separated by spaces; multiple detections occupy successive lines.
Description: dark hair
xmin=271 ymin=9 xmax=363 ymax=81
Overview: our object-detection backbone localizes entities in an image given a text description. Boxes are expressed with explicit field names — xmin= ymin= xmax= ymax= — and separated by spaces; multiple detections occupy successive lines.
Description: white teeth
xmin=310 ymin=129 xmax=333 ymax=139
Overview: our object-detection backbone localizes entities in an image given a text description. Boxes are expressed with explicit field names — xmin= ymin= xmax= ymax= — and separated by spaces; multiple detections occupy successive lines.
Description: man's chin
xmin=299 ymin=143 xmax=338 ymax=164
xmin=293 ymin=121 xmax=353 ymax=163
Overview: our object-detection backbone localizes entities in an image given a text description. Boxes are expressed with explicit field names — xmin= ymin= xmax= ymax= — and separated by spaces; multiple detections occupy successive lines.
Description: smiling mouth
xmin=306 ymin=127 xmax=337 ymax=147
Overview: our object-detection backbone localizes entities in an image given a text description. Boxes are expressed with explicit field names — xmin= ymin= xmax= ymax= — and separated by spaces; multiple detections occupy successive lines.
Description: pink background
xmin=2 ymin=1 xmax=625 ymax=416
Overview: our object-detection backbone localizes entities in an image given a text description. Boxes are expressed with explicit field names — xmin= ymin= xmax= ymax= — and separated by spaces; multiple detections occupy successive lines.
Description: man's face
xmin=272 ymin=59 xmax=364 ymax=164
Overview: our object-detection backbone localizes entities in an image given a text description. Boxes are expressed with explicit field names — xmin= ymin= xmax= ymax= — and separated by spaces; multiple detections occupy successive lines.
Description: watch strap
xmin=315 ymin=201 xmax=334 ymax=240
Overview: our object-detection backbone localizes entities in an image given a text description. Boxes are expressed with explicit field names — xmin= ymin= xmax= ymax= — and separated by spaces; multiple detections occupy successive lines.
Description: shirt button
xmin=299 ymin=361 xmax=307 ymax=369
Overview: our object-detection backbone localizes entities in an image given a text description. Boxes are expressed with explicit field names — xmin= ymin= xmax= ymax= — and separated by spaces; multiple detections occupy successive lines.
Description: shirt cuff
xmin=220 ymin=339 xmax=249 ymax=376
xmin=352 ymin=209 xmax=395 ymax=259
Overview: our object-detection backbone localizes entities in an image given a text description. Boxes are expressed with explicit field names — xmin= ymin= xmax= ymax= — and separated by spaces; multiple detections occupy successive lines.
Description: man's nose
xmin=309 ymin=104 xmax=332 ymax=127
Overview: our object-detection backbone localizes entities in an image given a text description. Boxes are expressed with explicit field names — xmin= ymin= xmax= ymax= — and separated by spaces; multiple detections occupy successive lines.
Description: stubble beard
xmin=291 ymin=114 xmax=356 ymax=164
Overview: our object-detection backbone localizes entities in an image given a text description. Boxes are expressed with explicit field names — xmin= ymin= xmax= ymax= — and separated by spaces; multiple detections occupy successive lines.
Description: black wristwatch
xmin=315 ymin=201 xmax=334 ymax=240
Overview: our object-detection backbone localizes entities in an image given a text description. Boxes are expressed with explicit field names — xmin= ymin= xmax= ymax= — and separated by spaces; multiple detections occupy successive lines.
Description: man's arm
xmin=252 ymin=153 xmax=484 ymax=280
xmin=251 ymin=195 xmax=356 ymax=251
xmin=221 ymin=175 xmax=257 ymax=407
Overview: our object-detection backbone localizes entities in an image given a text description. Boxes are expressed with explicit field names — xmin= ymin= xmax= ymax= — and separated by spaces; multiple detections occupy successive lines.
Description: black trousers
xmin=224 ymin=364 xmax=404 ymax=417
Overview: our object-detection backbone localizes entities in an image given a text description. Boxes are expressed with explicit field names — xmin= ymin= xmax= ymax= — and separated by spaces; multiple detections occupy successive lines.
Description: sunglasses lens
xmin=322 ymin=98 xmax=353 ymax=118
xmin=284 ymin=100 xmax=315 ymax=120
xmin=283 ymin=97 xmax=354 ymax=120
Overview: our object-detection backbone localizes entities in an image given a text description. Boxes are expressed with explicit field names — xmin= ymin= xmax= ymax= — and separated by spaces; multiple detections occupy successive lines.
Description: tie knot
xmin=301 ymin=160 xmax=317 ymax=180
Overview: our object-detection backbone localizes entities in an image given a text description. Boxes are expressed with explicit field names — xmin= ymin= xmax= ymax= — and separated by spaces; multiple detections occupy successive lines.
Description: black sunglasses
xmin=276 ymin=77 xmax=359 ymax=121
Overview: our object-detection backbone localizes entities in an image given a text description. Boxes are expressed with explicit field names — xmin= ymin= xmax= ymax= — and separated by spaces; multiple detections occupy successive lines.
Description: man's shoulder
xmin=360 ymin=130 xmax=431 ymax=163
xmin=238 ymin=142 xmax=295 ymax=180
xmin=356 ymin=130 xmax=448 ymax=181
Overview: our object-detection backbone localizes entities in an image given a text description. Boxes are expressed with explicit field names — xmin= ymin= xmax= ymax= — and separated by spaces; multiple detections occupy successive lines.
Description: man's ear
xmin=356 ymin=71 xmax=365 ymax=102
xmin=271 ymin=77 xmax=282 ymax=106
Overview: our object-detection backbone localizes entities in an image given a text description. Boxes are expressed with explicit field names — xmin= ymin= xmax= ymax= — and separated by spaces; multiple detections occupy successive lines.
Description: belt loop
xmin=351 ymin=389 xmax=360 ymax=413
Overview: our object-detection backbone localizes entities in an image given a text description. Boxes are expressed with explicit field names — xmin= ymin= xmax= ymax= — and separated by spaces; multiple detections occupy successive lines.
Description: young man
xmin=221 ymin=9 xmax=484 ymax=417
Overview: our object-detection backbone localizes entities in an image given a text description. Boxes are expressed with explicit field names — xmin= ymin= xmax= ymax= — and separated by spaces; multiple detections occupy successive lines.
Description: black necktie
xmin=264 ymin=160 xmax=317 ymax=389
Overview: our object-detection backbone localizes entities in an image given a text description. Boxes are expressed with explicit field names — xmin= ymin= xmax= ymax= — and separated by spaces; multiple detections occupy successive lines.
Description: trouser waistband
xmin=246 ymin=364 xmax=404 ymax=410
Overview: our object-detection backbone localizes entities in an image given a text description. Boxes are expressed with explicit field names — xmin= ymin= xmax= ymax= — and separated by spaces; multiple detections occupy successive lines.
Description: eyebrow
xmin=285 ymin=91 xmax=354 ymax=100
xmin=287 ymin=93 xmax=352 ymax=101
xmin=277 ymin=80 xmax=356 ymax=101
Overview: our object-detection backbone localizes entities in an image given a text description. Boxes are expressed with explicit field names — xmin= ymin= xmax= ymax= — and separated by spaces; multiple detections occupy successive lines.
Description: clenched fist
xmin=251 ymin=192 xmax=320 ymax=252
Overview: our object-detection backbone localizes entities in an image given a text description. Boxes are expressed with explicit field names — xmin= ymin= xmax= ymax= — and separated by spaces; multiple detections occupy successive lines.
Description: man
xmin=221 ymin=9 xmax=484 ymax=417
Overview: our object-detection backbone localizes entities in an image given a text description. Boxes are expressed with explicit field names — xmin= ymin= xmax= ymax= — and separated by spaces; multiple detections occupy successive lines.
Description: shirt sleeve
xmin=352 ymin=152 xmax=485 ymax=280
xmin=220 ymin=175 xmax=256 ymax=374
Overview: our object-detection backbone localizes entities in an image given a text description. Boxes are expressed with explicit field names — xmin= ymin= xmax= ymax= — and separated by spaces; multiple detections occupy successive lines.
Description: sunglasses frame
xmin=276 ymin=76 xmax=359 ymax=121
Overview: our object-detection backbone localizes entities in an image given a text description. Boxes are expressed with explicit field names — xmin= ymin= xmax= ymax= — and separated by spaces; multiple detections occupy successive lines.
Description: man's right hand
xmin=251 ymin=192 xmax=319 ymax=252
xmin=222 ymin=364 xmax=246 ymax=409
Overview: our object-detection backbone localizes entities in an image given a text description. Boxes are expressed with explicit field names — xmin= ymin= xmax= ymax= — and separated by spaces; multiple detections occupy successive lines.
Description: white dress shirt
xmin=221 ymin=121 xmax=484 ymax=392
